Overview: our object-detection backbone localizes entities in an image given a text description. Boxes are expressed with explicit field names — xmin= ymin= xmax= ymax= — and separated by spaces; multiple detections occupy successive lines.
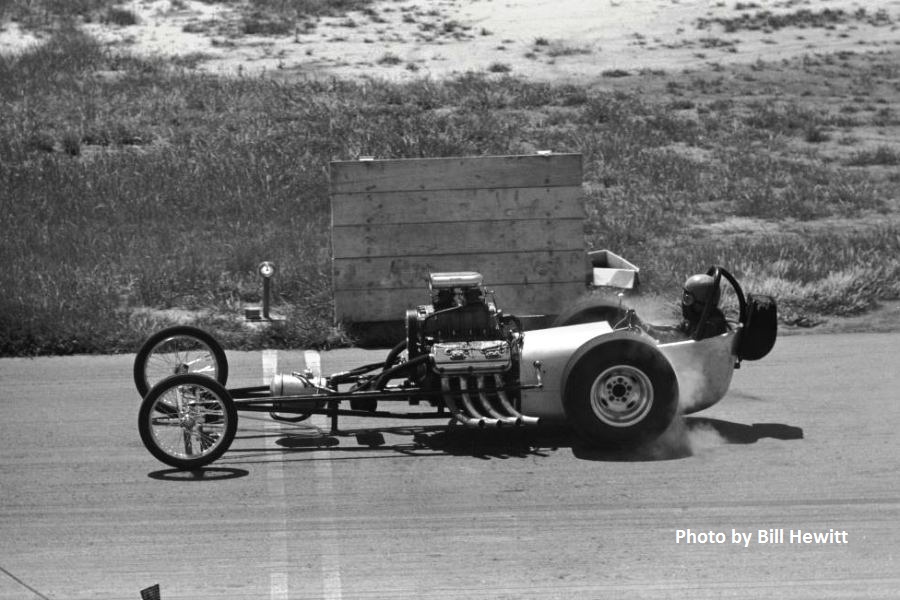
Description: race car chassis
xmin=134 ymin=264 xmax=776 ymax=470
xmin=223 ymin=378 xmax=544 ymax=434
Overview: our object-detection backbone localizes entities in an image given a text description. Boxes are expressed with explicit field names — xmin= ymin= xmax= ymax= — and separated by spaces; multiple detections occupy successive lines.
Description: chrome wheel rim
xmin=149 ymin=383 xmax=228 ymax=462
xmin=590 ymin=365 xmax=653 ymax=428
xmin=144 ymin=335 xmax=218 ymax=391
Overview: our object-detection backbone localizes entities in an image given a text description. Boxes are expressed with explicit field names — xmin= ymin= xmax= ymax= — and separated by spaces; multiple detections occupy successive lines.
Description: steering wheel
xmin=691 ymin=266 xmax=747 ymax=340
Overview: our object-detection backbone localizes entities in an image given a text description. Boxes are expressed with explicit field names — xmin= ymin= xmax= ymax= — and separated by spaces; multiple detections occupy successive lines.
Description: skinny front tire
xmin=139 ymin=374 xmax=237 ymax=469
xmin=134 ymin=326 xmax=228 ymax=398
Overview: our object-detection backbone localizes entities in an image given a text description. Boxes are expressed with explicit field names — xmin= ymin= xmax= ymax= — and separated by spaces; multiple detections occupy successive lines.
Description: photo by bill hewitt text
xmin=675 ymin=529 xmax=850 ymax=547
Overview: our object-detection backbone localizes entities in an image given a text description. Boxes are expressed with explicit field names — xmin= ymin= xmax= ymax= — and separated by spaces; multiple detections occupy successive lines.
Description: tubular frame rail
xmin=225 ymin=380 xmax=543 ymax=434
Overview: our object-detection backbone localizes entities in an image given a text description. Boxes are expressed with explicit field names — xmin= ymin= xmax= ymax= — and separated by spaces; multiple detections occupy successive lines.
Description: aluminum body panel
xmin=658 ymin=329 xmax=738 ymax=414
xmin=519 ymin=323 xmax=738 ymax=420
xmin=520 ymin=322 xmax=622 ymax=419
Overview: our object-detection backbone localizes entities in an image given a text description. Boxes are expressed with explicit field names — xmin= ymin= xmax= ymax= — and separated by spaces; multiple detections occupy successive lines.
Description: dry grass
xmin=2 ymin=12 xmax=900 ymax=354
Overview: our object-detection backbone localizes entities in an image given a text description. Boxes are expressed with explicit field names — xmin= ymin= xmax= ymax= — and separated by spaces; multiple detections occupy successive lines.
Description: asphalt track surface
xmin=1 ymin=332 xmax=898 ymax=600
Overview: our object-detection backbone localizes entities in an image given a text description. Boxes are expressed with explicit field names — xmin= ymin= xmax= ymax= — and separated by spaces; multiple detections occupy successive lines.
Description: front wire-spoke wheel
xmin=139 ymin=374 xmax=237 ymax=469
xmin=134 ymin=326 xmax=228 ymax=398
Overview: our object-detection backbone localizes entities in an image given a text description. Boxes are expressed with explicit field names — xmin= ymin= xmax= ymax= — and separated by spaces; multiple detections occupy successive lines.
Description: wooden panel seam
xmin=332 ymin=216 xmax=585 ymax=228
xmin=332 ymin=220 xmax=586 ymax=258
xmin=332 ymin=250 xmax=589 ymax=289
xmin=330 ymin=154 xmax=582 ymax=194
xmin=334 ymin=281 xmax=588 ymax=320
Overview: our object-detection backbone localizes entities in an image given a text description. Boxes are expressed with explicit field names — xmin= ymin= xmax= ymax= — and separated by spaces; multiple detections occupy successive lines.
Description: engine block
xmin=406 ymin=271 xmax=519 ymax=378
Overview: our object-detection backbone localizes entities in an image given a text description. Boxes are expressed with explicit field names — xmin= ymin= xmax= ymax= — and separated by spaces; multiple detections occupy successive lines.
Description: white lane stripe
xmin=269 ymin=572 xmax=288 ymax=600
xmin=303 ymin=349 xmax=343 ymax=600
xmin=263 ymin=349 xmax=289 ymax=600
xmin=317 ymin=452 xmax=343 ymax=600
xmin=304 ymin=348 xmax=330 ymax=433
xmin=262 ymin=349 xmax=279 ymax=380
xmin=303 ymin=349 xmax=321 ymax=379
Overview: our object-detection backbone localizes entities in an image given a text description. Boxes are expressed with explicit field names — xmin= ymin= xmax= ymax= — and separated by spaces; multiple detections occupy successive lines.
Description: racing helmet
xmin=681 ymin=273 xmax=720 ymax=319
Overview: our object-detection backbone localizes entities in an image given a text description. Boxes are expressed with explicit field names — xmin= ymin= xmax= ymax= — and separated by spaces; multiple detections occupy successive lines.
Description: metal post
xmin=262 ymin=277 xmax=271 ymax=320
xmin=258 ymin=261 xmax=276 ymax=321
xmin=328 ymin=399 xmax=340 ymax=434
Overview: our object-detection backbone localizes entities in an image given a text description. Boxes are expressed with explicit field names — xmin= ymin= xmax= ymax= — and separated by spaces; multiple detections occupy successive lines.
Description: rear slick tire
xmin=564 ymin=340 xmax=678 ymax=448
xmin=553 ymin=300 xmax=628 ymax=328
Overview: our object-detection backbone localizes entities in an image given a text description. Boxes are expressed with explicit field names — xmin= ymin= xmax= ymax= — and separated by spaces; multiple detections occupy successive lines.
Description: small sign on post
xmin=245 ymin=261 xmax=284 ymax=322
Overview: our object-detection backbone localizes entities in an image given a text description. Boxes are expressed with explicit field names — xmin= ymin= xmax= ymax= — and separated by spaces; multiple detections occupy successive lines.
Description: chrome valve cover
xmin=431 ymin=340 xmax=512 ymax=374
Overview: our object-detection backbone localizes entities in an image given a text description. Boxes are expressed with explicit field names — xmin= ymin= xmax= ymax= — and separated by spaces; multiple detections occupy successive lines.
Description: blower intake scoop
xmin=428 ymin=271 xmax=484 ymax=289
xmin=407 ymin=270 xmax=503 ymax=355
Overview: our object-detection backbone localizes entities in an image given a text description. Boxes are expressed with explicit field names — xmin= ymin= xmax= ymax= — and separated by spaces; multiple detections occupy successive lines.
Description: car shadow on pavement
xmin=573 ymin=417 xmax=805 ymax=462
xmin=227 ymin=417 xmax=804 ymax=465
xmin=410 ymin=425 xmax=570 ymax=460
xmin=263 ymin=423 xmax=567 ymax=461
xmin=687 ymin=417 xmax=804 ymax=444
xmin=148 ymin=467 xmax=251 ymax=481
xmin=409 ymin=417 xmax=804 ymax=463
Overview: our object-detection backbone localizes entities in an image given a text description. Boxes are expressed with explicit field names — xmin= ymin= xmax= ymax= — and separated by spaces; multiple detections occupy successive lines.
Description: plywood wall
xmin=330 ymin=154 xmax=587 ymax=323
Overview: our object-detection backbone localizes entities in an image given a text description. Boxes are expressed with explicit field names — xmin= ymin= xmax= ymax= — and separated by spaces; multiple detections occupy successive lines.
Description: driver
xmin=679 ymin=274 xmax=728 ymax=339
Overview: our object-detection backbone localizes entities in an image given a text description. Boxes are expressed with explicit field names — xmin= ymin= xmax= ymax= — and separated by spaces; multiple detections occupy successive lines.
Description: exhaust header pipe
xmin=441 ymin=375 xmax=539 ymax=428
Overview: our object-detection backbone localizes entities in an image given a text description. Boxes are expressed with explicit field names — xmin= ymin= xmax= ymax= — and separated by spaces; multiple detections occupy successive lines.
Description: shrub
xmin=846 ymin=145 xmax=900 ymax=166
xmin=377 ymin=52 xmax=402 ymax=65
xmin=105 ymin=8 xmax=138 ymax=26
